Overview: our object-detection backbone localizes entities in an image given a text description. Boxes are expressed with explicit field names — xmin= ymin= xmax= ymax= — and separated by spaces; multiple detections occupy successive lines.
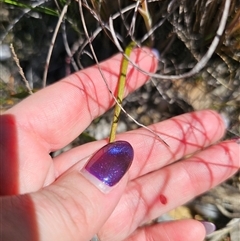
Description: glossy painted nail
xmin=220 ymin=112 xmax=230 ymax=128
xmin=81 ymin=141 xmax=134 ymax=193
xmin=200 ymin=221 xmax=216 ymax=235
xmin=230 ymin=137 xmax=240 ymax=144
xmin=151 ymin=48 xmax=160 ymax=59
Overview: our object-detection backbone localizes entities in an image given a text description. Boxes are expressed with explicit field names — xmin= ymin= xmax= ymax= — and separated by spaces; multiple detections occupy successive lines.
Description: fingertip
xmin=127 ymin=219 xmax=206 ymax=241
xmin=220 ymin=112 xmax=230 ymax=129
xmin=167 ymin=219 xmax=207 ymax=241
xmin=81 ymin=141 xmax=134 ymax=193
xmin=151 ymin=48 xmax=160 ymax=59
xmin=199 ymin=221 xmax=216 ymax=235
xmin=131 ymin=46 xmax=159 ymax=73
xmin=189 ymin=110 xmax=227 ymax=142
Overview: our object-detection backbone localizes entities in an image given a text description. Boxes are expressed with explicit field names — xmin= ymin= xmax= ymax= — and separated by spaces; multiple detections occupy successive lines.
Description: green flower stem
xmin=109 ymin=42 xmax=136 ymax=143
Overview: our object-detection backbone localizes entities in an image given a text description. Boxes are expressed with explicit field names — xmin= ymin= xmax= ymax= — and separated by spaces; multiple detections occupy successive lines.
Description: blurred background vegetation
xmin=0 ymin=0 xmax=239 ymax=240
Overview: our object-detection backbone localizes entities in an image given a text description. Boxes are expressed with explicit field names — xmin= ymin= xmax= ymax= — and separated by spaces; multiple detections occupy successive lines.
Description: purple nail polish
xmin=220 ymin=112 xmax=230 ymax=128
xmin=81 ymin=141 xmax=134 ymax=193
xmin=200 ymin=221 xmax=216 ymax=235
xmin=151 ymin=48 xmax=160 ymax=59
xmin=230 ymin=137 xmax=240 ymax=144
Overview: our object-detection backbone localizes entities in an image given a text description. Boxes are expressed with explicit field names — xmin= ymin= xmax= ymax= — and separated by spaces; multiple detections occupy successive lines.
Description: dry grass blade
xmin=10 ymin=43 xmax=33 ymax=95
xmin=42 ymin=1 xmax=71 ymax=87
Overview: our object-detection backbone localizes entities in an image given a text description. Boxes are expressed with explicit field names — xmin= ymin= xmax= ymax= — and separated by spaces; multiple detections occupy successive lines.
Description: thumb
xmin=2 ymin=141 xmax=133 ymax=241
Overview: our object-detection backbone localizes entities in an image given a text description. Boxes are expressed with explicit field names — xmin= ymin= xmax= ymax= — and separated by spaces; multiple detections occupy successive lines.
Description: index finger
xmin=6 ymin=48 xmax=157 ymax=151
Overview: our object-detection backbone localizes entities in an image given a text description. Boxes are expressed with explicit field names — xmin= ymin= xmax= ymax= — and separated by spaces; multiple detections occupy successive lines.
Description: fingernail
xmin=90 ymin=234 xmax=100 ymax=241
xmin=151 ymin=48 xmax=160 ymax=59
xmin=81 ymin=141 xmax=134 ymax=193
xmin=220 ymin=112 xmax=230 ymax=129
xmin=229 ymin=136 xmax=240 ymax=144
xmin=200 ymin=221 xmax=216 ymax=235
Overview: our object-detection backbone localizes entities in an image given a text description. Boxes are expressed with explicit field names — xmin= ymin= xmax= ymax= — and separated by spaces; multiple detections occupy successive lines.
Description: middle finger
xmin=54 ymin=110 xmax=225 ymax=179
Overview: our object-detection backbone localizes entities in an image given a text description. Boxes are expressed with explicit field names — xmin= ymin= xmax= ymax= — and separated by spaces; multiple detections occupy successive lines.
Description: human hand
xmin=1 ymin=48 xmax=239 ymax=241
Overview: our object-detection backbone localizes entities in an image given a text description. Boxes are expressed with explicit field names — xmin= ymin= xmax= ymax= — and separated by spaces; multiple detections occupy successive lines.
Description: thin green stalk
xmin=108 ymin=1 xmax=169 ymax=146
xmin=109 ymin=42 xmax=136 ymax=143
